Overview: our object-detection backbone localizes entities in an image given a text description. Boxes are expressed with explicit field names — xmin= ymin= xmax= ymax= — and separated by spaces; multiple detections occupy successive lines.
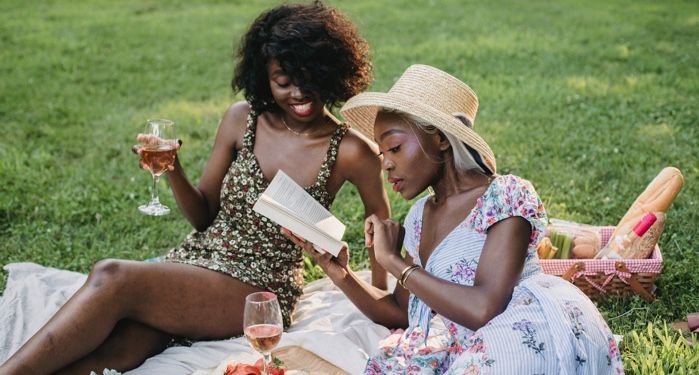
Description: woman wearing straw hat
xmin=284 ymin=65 xmax=623 ymax=373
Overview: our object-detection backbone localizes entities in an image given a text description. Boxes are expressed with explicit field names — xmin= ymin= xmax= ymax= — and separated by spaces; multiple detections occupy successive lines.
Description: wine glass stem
xmin=150 ymin=174 xmax=160 ymax=205
xmin=262 ymin=352 xmax=272 ymax=375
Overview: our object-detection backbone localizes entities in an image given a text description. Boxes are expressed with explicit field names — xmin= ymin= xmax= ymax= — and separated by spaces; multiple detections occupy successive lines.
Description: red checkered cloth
xmin=540 ymin=226 xmax=663 ymax=275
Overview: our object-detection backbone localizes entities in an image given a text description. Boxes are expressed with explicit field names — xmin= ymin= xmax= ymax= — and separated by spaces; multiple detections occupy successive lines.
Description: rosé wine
xmin=141 ymin=144 xmax=176 ymax=176
xmin=244 ymin=324 xmax=282 ymax=353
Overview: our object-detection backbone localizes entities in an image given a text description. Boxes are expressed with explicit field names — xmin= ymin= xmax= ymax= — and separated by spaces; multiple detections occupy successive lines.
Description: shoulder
xmin=479 ymin=174 xmax=547 ymax=245
xmin=335 ymin=127 xmax=381 ymax=172
xmin=474 ymin=174 xmax=546 ymax=231
xmin=338 ymin=127 xmax=379 ymax=157
xmin=218 ymin=101 xmax=252 ymax=146
xmin=336 ymin=127 xmax=380 ymax=162
xmin=222 ymin=101 xmax=252 ymax=128
xmin=490 ymin=174 xmax=538 ymax=196
xmin=485 ymin=174 xmax=542 ymax=213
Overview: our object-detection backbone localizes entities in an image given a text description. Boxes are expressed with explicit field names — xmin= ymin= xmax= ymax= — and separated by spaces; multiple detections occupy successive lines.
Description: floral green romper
xmin=165 ymin=109 xmax=347 ymax=328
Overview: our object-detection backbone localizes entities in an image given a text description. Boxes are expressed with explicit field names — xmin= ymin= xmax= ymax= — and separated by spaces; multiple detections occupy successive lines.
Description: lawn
xmin=1 ymin=0 xmax=698 ymax=372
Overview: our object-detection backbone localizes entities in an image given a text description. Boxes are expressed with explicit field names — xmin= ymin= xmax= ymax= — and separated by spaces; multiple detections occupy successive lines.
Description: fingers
xmin=315 ymin=247 xmax=333 ymax=263
xmin=135 ymin=134 xmax=180 ymax=150
xmin=337 ymin=245 xmax=349 ymax=266
xmin=136 ymin=134 xmax=158 ymax=144
xmin=167 ymin=138 xmax=181 ymax=150
xmin=281 ymin=228 xmax=302 ymax=245
xmin=281 ymin=228 xmax=314 ymax=252
xmin=397 ymin=225 xmax=406 ymax=251
xmin=337 ymin=243 xmax=349 ymax=258
xmin=366 ymin=214 xmax=387 ymax=229
xmin=281 ymin=228 xmax=338 ymax=265
xmin=166 ymin=153 xmax=178 ymax=172
xmin=364 ymin=218 xmax=373 ymax=247
xmin=365 ymin=215 xmax=383 ymax=247
xmin=365 ymin=214 xmax=397 ymax=247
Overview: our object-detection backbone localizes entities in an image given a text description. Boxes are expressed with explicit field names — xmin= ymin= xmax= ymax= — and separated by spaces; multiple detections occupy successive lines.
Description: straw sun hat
xmin=340 ymin=64 xmax=496 ymax=174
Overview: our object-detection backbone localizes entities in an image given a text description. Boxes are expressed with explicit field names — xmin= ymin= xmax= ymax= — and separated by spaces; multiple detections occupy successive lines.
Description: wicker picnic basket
xmin=539 ymin=226 xmax=663 ymax=302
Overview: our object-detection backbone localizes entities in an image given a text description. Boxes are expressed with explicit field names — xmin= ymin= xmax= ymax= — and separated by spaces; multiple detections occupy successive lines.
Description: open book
xmin=253 ymin=170 xmax=346 ymax=256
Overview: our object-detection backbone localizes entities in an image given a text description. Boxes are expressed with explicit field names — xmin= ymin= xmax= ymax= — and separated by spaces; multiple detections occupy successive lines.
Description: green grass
xmin=1 ymin=0 xmax=698 ymax=372
xmin=622 ymin=322 xmax=698 ymax=374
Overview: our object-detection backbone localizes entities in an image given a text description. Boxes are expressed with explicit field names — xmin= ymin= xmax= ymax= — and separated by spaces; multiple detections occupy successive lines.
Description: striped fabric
xmin=365 ymin=175 xmax=624 ymax=374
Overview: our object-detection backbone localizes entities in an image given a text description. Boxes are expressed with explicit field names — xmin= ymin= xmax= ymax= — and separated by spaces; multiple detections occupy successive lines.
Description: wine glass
xmin=137 ymin=118 xmax=177 ymax=216
xmin=243 ymin=292 xmax=283 ymax=375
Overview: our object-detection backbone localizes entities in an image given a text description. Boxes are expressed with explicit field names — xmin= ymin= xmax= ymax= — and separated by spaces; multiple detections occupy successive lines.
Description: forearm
xmin=401 ymin=269 xmax=505 ymax=330
xmin=333 ymin=268 xmax=408 ymax=329
xmin=166 ymin=159 xmax=215 ymax=231
xmin=368 ymin=246 xmax=388 ymax=290
xmin=354 ymin=153 xmax=391 ymax=291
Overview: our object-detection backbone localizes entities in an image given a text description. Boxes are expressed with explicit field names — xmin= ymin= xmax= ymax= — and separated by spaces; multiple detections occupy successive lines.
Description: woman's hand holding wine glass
xmin=134 ymin=118 xmax=178 ymax=216
xmin=243 ymin=292 xmax=284 ymax=375
xmin=136 ymin=134 xmax=179 ymax=175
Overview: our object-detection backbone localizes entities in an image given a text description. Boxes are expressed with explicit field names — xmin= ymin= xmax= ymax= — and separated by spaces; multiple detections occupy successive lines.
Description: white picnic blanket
xmin=0 ymin=263 xmax=391 ymax=374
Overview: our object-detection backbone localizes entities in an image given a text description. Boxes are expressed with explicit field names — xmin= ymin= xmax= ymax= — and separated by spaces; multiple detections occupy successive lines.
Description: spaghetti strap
xmin=315 ymin=123 xmax=348 ymax=188
xmin=166 ymin=112 xmax=348 ymax=327
xmin=241 ymin=109 xmax=258 ymax=151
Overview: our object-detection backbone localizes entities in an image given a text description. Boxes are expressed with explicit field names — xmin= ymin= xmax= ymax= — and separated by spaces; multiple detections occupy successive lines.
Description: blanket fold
xmin=0 ymin=263 xmax=390 ymax=374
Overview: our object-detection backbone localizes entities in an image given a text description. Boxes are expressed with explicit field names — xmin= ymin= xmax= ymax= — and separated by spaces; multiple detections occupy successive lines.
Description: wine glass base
xmin=138 ymin=203 xmax=170 ymax=216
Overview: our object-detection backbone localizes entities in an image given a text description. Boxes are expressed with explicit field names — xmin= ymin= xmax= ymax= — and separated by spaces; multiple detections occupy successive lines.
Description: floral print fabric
xmin=366 ymin=175 xmax=624 ymax=374
xmin=165 ymin=110 xmax=347 ymax=327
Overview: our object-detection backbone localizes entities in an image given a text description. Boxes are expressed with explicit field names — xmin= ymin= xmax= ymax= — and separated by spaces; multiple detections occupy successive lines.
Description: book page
xmin=254 ymin=195 xmax=344 ymax=256
xmin=262 ymin=170 xmax=345 ymax=240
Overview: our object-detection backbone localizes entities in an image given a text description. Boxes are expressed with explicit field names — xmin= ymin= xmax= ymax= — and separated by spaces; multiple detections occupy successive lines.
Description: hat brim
xmin=341 ymin=92 xmax=497 ymax=173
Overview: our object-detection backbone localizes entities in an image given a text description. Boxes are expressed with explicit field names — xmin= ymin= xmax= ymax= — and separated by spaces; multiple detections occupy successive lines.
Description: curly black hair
xmin=232 ymin=1 xmax=372 ymax=113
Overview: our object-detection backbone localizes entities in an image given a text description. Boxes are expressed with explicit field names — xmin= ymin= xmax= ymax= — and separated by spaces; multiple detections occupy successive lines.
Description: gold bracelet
xmin=398 ymin=264 xmax=420 ymax=288
xmin=397 ymin=264 xmax=414 ymax=282
xmin=400 ymin=265 xmax=420 ymax=287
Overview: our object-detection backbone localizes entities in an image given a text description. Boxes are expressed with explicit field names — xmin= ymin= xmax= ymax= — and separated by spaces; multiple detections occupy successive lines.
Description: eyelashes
xmin=377 ymin=145 xmax=401 ymax=157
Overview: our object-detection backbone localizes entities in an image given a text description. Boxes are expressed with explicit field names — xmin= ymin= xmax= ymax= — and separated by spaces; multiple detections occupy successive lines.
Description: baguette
xmin=537 ymin=237 xmax=555 ymax=259
xmin=611 ymin=167 xmax=683 ymax=242
xmin=623 ymin=212 xmax=665 ymax=259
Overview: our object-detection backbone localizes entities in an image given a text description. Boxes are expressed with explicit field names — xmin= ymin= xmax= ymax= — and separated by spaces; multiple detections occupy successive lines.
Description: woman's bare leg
xmin=55 ymin=320 xmax=171 ymax=375
xmin=0 ymin=260 xmax=262 ymax=375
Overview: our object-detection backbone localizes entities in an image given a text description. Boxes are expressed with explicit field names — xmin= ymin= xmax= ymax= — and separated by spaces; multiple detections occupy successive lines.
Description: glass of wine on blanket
xmin=243 ymin=291 xmax=284 ymax=375
xmin=137 ymin=118 xmax=177 ymax=216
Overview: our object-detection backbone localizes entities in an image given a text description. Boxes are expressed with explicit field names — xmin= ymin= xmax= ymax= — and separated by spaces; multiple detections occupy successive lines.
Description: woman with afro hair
xmin=0 ymin=2 xmax=389 ymax=374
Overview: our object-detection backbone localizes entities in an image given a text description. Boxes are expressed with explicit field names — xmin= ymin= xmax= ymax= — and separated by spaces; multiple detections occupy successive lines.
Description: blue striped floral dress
xmin=365 ymin=175 xmax=624 ymax=374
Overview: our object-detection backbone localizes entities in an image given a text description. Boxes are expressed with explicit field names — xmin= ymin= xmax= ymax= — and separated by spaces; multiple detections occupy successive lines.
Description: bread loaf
xmin=537 ymin=237 xmax=557 ymax=259
xmin=610 ymin=167 xmax=683 ymax=242
xmin=571 ymin=233 xmax=600 ymax=259
xmin=626 ymin=212 xmax=665 ymax=259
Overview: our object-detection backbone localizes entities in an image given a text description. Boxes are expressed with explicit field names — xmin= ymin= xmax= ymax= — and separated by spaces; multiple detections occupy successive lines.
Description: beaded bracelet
xmin=398 ymin=264 xmax=420 ymax=288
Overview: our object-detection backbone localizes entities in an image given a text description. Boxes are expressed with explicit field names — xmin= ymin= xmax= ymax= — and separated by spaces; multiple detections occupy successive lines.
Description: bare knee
xmin=87 ymin=259 xmax=130 ymax=290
